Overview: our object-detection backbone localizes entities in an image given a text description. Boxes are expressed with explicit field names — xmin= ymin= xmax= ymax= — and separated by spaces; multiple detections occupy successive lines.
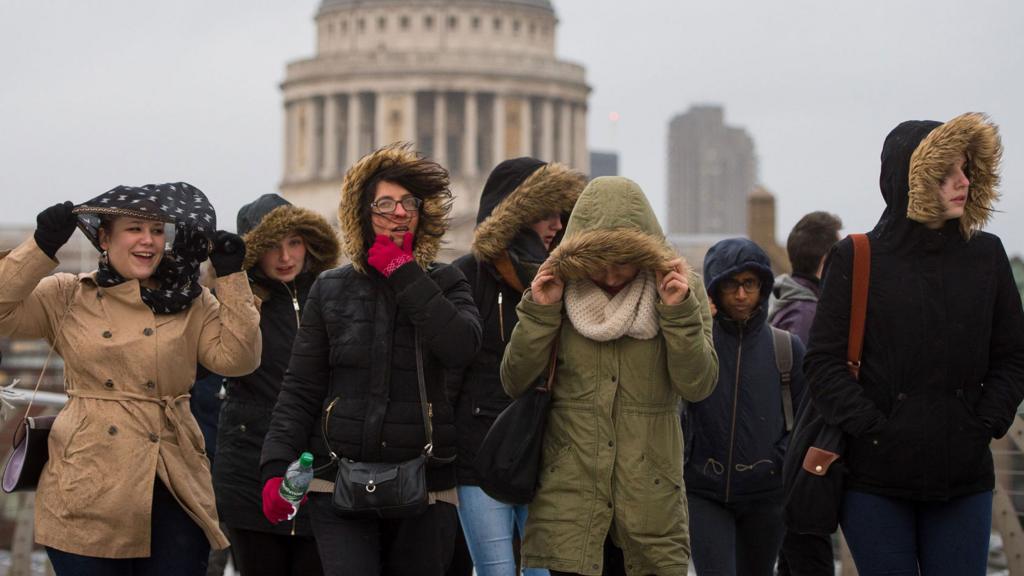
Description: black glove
xmin=34 ymin=201 xmax=78 ymax=260
xmin=209 ymin=230 xmax=246 ymax=277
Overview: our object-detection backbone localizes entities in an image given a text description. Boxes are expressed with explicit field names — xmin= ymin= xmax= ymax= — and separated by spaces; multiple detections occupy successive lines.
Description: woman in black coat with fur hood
xmin=260 ymin=144 xmax=482 ymax=576
xmin=213 ymin=193 xmax=340 ymax=576
xmin=805 ymin=113 xmax=1024 ymax=575
xmin=449 ymin=157 xmax=586 ymax=576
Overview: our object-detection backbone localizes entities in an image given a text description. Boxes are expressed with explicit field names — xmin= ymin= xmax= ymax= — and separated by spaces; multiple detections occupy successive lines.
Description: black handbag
xmin=783 ymin=233 xmax=869 ymax=534
xmin=324 ymin=333 xmax=441 ymax=519
xmin=474 ymin=340 xmax=559 ymax=505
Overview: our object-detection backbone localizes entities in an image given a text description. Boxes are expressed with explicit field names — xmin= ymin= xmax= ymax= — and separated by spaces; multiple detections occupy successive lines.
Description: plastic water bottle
xmin=279 ymin=452 xmax=314 ymax=520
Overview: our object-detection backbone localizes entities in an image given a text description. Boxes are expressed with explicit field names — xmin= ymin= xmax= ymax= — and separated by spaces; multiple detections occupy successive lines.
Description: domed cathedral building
xmin=279 ymin=0 xmax=590 ymax=256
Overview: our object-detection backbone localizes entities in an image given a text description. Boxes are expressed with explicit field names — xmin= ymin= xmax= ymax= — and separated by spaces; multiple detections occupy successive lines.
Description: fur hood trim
xmin=547 ymin=227 xmax=682 ymax=281
xmin=241 ymin=204 xmax=341 ymax=277
xmin=472 ymin=163 xmax=586 ymax=262
xmin=337 ymin=143 xmax=452 ymax=274
xmin=907 ymin=112 xmax=1002 ymax=238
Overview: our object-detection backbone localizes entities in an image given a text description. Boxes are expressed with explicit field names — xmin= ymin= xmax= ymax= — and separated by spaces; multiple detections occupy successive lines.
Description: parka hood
xmin=471 ymin=158 xmax=586 ymax=262
xmin=238 ymin=193 xmax=341 ymax=277
xmin=337 ymin=143 xmax=452 ymax=274
xmin=877 ymin=112 xmax=1001 ymax=243
xmin=546 ymin=176 xmax=679 ymax=281
xmin=702 ymin=237 xmax=775 ymax=310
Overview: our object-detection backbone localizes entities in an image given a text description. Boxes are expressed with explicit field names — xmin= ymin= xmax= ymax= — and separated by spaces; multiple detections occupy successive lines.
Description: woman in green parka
xmin=500 ymin=176 xmax=719 ymax=576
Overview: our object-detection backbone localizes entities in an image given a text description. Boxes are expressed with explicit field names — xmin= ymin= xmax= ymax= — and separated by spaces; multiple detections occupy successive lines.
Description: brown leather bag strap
xmin=847 ymin=234 xmax=870 ymax=380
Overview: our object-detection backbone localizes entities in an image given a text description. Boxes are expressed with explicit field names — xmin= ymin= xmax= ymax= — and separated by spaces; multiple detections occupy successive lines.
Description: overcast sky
xmin=2 ymin=1 xmax=1023 ymax=256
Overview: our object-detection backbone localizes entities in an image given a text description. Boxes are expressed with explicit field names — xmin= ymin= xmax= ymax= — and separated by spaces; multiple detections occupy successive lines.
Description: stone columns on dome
xmin=492 ymin=93 xmax=506 ymax=165
xmin=321 ymin=95 xmax=339 ymax=178
xmin=574 ymin=103 xmax=589 ymax=172
xmin=347 ymin=93 xmax=361 ymax=166
xmin=520 ymin=97 xmax=533 ymax=159
xmin=540 ymin=99 xmax=554 ymax=162
xmin=559 ymin=100 xmax=572 ymax=165
xmin=463 ymin=92 xmax=478 ymax=178
xmin=283 ymin=102 xmax=293 ymax=182
xmin=434 ymin=91 xmax=447 ymax=167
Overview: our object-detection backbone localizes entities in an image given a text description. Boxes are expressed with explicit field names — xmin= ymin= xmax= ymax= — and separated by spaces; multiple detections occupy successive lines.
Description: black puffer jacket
xmin=261 ymin=145 xmax=482 ymax=492
xmin=213 ymin=193 xmax=340 ymax=535
xmin=805 ymin=113 xmax=1024 ymax=501
xmin=450 ymin=158 xmax=585 ymax=485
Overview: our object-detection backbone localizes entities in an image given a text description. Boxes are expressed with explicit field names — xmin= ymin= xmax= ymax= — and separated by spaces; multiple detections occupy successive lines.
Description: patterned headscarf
xmin=73 ymin=183 xmax=217 ymax=315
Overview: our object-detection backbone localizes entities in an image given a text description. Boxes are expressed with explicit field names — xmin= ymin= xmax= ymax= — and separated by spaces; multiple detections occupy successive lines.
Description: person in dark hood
xmin=805 ymin=113 xmax=1024 ymax=574
xmin=212 ymin=193 xmax=339 ymax=576
xmin=259 ymin=144 xmax=482 ymax=576
xmin=449 ymin=157 xmax=586 ymax=576
xmin=683 ymin=237 xmax=806 ymax=576
xmin=768 ymin=211 xmax=843 ymax=345
xmin=0 ymin=184 xmax=261 ymax=575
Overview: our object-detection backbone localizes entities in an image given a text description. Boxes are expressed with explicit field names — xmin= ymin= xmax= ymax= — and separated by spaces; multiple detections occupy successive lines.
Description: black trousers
xmin=776 ymin=531 xmax=834 ymax=576
xmin=224 ymin=525 xmax=323 ymax=576
xmin=307 ymin=493 xmax=459 ymax=576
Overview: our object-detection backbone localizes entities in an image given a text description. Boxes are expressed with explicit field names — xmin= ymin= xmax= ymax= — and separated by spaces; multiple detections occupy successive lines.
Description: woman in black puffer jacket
xmin=213 ymin=193 xmax=339 ymax=576
xmin=805 ymin=113 xmax=1024 ymax=575
xmin=260 ymin=144 xmax=482 ymax=576
xmin=449 ymin=157 xmax=585 ymax=576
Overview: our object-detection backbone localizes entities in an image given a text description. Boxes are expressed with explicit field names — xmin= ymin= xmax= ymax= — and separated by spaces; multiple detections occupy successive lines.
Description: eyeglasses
xmin=370 ymin=196 xmax=422 ymax=214
xmin=720 ymin=277 xmax=761 ymax=294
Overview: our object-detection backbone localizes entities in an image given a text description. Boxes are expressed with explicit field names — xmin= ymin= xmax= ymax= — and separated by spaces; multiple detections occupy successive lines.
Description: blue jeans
xmin=687 ymin=493 xmax=784 ymax=576
xmin=46 ymin=479 xmax=210 ymax=575
xmin=456 ymin=485 xmax=548 ymax=576
xmin=840 ymin=489 xmax=992 ymax=576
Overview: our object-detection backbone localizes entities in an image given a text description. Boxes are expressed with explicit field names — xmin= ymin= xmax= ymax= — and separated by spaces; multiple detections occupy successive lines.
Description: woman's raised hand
xmin=531 ymin=260 xmax=564 ymax=305
xmin=34 ymin=201 xmax=77 ymax=260
xmin=656 ymin=259 xmax=690 ymax=306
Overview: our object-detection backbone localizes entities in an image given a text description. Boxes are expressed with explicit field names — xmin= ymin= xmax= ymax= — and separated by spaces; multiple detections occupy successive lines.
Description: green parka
xmin=500 ymin=176 xmax=719 ymax=576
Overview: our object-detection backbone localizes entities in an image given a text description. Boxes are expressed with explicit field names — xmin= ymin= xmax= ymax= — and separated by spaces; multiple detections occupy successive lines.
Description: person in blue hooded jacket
xmin=683 ymin=237 xmax=806 ymax=576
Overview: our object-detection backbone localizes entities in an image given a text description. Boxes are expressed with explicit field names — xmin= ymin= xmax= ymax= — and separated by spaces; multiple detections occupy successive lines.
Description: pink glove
xmin=262 ymin=477 xmax=305 ymax=524
xmin=367 ymin=233 xmax=414 ymax=277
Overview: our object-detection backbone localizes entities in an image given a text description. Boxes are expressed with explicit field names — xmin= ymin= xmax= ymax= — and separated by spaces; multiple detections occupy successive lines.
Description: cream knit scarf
xmin=565 ymin=270 xmax=659 ymax=342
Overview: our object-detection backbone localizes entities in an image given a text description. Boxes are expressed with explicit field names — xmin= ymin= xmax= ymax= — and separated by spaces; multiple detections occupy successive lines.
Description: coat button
xmin=108 ymin=426 xmax=118 ymax=435
xmin=381 ymin=440 xmax=387 ymax=447
xmin=148 ymin=433 xmax=159 ymax=443
xmin=815 ymin=465 xmax=823 ymax=472
xmin=104 ymin=379 xmax=114 ymax=388
xmin=143 ymin=328 xmax=154 ymax=336
xmin=607 ymin=502 xmax=612 ymax=509
xmin=239 ymin=424 xmax=247 ymax=433
xmin=474 ymin=407 xmax=481 ymax=415
xmin=654 ymin=478 xmax=660 ymax=485
xmin=611 ymin=375 xmax=617 ymax=382
xmin=608 ymin=440 xmax=614 ymax=447
xmin=145 ymin=381 xmax=155 ymax=389
xmin=102 ymin=331 xmax=112 ymax=338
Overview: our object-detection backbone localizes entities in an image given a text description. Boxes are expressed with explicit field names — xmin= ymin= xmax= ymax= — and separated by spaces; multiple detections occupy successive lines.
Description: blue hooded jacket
xmin=683 ymin=237 xmax=807 ymax=502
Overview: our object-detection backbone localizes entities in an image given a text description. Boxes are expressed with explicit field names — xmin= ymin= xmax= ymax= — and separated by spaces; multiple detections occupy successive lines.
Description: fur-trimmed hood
xmin=878 ymin=113 xmax=1001 ymax=243
xmin=471 ymin=158 xmax=586 ymax=262
xmin=546 ymin=176 xmax=679 ymax=281
xmin=237 ymin=193 xmax=341 ymax=277
xmin=337 ymin=143 xmax=452 ymax=274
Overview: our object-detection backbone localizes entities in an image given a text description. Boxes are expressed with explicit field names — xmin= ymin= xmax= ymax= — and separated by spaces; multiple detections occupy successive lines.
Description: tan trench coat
xmin=0 ymin=238 xmax=262 ymax=558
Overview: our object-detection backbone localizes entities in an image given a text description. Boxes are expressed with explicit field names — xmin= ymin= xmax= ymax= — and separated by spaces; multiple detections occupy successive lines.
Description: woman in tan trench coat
xmin=0 ymin=183 xmax=261 ymax=575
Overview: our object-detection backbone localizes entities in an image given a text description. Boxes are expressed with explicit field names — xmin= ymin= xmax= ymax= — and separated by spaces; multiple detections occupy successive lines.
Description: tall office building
xmin=279 ymin=0 xmax=590 ymax=257
xmin=666 ymin=105 xmax=756 ymax=235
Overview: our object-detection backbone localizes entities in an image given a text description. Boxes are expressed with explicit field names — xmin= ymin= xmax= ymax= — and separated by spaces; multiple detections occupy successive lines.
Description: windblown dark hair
xmin=786 ymin=211 xmax=843 ymax=277
xmin=358 ymin=156 xmax=453 ymax=251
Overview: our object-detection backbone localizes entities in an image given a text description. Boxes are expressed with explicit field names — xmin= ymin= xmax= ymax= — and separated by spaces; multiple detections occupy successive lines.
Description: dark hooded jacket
xmin=213 ymin=193 xmax=340 ymax=535
xmin=768 ymin=273 xmax=820 ymax=345
xmin=684 ymin=238 xmax=807 ymax=502
xmin=449 ymin=157 xmax=585 ymax=485
xmin=805 ymin=113 xmax=1024 ymax=501
xmin=260 ymin=145 xmax=483 ymax=494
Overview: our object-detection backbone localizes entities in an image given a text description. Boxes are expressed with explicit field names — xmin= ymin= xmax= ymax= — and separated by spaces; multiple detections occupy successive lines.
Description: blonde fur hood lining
xmin=471 ymin=163 xmax=586 ymax=262
xmin=547 ymin=227 xmax=684 ymax=281
xmin=907 ymin=112 xmax=1002 ymax=238
xmin=241 ymin=204 xmax=341 ymax=277
xmin=337 ymin=144 xmax=452 ymax=274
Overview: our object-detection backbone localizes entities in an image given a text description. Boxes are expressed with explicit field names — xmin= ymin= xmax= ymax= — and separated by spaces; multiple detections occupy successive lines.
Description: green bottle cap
xmin=299 ymin=452 xmax=314 ymax=468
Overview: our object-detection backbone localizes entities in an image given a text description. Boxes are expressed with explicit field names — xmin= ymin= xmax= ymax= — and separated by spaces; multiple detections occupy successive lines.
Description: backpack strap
xmin=848 ymin=234 xmax=871 ymax=380
xmin=770 ymin=326 xmax=795 ymax=432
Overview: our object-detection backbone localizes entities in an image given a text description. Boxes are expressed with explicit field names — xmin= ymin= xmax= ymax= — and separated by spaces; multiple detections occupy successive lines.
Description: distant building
xmin=1011 ymin=255 xmax=1024 ymax=301
xmin=589 ymin=151 xmax=619 ymax=178
xmin=279 ymin=0 xmax=590 ymax=259
xmin=666 ymin=105 xmax=756 ymax=236
xmin=748 ymin=186 xmax=790 ymax=274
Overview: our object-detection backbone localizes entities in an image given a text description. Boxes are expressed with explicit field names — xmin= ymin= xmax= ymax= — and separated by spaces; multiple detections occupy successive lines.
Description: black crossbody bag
xmin=323 ymin=333 xmax=447 ymax=519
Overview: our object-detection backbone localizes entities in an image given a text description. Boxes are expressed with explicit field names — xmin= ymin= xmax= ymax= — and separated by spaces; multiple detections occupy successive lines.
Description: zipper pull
xmin=428 ymin=402 xmax=434 ymax=418
xmin=292 ymin=296 xmax=300 ymax=312
xmin=498 ymin=291 xmax=506 ymax=342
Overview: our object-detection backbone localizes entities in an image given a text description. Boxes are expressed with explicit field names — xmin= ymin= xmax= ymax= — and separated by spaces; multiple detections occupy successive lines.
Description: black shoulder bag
xmin=474 ymin=338 xmax=559 ymax=505
xmin=324 ymin=332 xmax=442 ymax=519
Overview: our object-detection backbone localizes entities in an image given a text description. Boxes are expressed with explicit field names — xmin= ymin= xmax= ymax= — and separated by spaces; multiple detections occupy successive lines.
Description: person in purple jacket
xmin=770 ymin=211 xmax=841 ymax=576
xmin=768 ymin=211 xmax=842 ymax=345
